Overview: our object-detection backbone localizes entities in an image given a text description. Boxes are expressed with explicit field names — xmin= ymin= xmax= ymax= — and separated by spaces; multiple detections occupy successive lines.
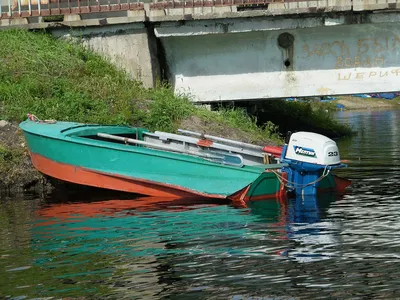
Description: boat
xmin=19 ymin=115 xmax=351 ymax=204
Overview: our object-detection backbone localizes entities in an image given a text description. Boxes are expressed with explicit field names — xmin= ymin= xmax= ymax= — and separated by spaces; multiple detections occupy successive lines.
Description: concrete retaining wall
xmin=50 ymin=24 xmax=160 ymax=88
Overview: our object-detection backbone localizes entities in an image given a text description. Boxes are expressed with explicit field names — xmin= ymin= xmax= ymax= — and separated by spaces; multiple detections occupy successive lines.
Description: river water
xmin=1 ymin=108 xmax=400 ymax=299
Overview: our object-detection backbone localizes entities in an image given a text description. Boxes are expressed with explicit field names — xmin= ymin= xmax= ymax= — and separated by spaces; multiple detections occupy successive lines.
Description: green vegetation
xmin=0 ymin=29 xmax=355 ymax=189
xmin=0 ymin=29 xmax=281 ymax=144
xmin=334 ymin=95 xmax=400 ymax=110
xmin=249 ymin=100 xmax=354 ymax=138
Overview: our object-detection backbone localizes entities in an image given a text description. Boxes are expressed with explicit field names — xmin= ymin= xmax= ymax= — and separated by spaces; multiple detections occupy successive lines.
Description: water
xmin=2 ymin=109 xmax=400 ymax=299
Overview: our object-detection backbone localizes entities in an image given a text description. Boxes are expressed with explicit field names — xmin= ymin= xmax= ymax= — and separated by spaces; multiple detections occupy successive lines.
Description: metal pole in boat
xmin=97 ymin=133 xmax=244 ymax=167
xmin=178 ymin=129 xmax=264 ymax=151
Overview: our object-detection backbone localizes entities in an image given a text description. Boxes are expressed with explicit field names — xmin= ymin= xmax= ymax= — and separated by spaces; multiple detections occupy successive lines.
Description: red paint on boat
xmin=230 ymin=171 xmax=288 ymax=203
xmin=29 ymin=152 xmax=285 ymax=204
xmin=262 ymin=145 xmax=283 ymax=157
xmin=29 ymin=152 xmax=228 ymax=199
xmin=37 ymin=197 xmax=225 ymax=219
xmin=334 ymin=175 xmax=352 ymax=192
xmin=197 ymin=139 xmax=214 ymax=147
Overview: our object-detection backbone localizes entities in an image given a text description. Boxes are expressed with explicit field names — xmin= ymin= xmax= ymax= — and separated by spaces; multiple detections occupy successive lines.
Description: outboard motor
xmin=280 ymin=131 xmax=346 ymax=196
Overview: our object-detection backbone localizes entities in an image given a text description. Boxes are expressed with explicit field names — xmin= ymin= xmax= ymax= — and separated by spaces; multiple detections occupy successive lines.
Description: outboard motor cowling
xmin=280 ymin=132 xmax=346 ymax=196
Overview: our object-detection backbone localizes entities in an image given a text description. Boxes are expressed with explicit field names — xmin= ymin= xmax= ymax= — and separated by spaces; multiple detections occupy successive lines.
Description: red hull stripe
xmin=334 ymin=175 xmax=352 ymax=191
xmin=28 ymin=152 xmax=290 ymax=203
xmin=29 ymin=152 xmax=229 ymax=199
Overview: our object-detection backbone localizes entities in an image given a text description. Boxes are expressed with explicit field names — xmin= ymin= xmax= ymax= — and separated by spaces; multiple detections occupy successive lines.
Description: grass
xmin=0 ymin=29 xmax=282 ymax=143
xmin=249 ymin=100 xmax=354 ymax=138
xmin=196 ymin=106 xmax=282 ymax=144
xmin=0 ymin=28 xmax=284 ymax=187
xmin=335 ymin=95 xmax=400 ymax=110
xmin=0 ymin=29 xmax=359 ymax=188
xmin=0 ymin=29 xmax=355 ymax=156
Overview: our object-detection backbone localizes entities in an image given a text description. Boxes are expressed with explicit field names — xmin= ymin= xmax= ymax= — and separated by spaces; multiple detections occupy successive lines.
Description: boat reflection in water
xmin=249 ymin=193 xmax=342 ymax=262
xmin=30 ymin=191 xmax=345 ymax=297
xmin=35 ymin=191 xmax=342 ymax=261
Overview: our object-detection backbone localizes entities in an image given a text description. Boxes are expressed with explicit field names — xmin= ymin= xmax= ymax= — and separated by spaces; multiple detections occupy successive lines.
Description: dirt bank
xmin=0 ymin=121 xmax=51 ymax=194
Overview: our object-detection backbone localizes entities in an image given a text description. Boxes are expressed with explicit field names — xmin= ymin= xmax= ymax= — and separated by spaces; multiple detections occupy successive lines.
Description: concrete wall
xmin=161 ymin=21 xmax=400 ymax=102
xmin=3 ymin=0 xmax=400 ymax=99
xmin=50 ymin=24 xmax=159 ymax=88
xmin=81 ymin=29 xmax=159 ymax=88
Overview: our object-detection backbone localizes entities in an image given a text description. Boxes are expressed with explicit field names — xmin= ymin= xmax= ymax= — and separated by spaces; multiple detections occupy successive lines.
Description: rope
xmin=270 ymin=165 xmax=331 ymax=189
xmin=27 ymin=113 xmax=57 ymax=124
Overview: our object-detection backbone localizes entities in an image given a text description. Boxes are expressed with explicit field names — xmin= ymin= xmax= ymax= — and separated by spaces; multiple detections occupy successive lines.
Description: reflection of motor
xmin=279 ymin=195 xmax=340 ymax=262
xmin=280 ymin=131 xmax=346 ymax=196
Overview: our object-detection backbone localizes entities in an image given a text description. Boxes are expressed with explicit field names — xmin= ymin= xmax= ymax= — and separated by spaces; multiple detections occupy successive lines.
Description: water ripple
xmin=2 ymin=110 xmax=400 ymax=298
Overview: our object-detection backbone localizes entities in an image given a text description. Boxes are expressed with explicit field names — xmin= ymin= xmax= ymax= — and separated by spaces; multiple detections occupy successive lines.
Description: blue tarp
xmin=352 ymin=93 xmax=400 ymax=100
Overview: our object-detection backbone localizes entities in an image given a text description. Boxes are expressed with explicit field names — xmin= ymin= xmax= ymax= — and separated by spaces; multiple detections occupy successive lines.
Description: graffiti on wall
xmin=303 ymin=34 xmax=400 ymax=80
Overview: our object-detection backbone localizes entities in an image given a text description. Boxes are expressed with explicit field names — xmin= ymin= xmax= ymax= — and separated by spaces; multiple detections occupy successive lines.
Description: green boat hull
xmin=19 ymin=120 xmax=349 ymax=202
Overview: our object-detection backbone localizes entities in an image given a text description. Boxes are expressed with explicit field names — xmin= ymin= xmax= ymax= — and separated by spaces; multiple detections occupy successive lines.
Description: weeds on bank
xmin=0 ymin=29 xmax=280 ymax=142
xmin=195 ymin=107 xmax=282 ymax=144
xmin=252 ymin=100 xmax=353 ymax=138
xmin=0 ymin=28 xmax=352 ymax=149
xmin=0 ymin=143 xmax=23 ymax=180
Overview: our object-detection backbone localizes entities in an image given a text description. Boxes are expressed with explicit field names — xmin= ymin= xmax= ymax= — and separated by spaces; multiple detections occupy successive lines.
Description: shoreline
xmin=0 ymin=121 xmax=51 ymax=194
xmin=0 ymin=116 xmax=281 ymax=194
xmin=0 ymin=30 xmax=389 ymax=194
xmin=1 ymin=96 xmax=397 ymax=193
xmin=335 ymin=96 xmax=400 ymax=110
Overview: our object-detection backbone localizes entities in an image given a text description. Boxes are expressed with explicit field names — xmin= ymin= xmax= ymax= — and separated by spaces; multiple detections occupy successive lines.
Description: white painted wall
xmin=161 ymin=22 xmax=400 ymax=102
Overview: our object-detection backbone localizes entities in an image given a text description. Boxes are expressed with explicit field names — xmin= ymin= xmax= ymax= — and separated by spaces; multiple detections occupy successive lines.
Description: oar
xmin=178 ymin=129 xmax=283 ymax=157
xmin=97 ymin=133 xmax=244 ymax=167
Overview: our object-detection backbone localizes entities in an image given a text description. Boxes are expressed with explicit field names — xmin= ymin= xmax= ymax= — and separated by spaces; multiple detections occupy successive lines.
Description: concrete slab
xmin=10 ymin=17 xmax=28 ymax=25
xmin=0 ymin=19 xmax=10 ymax=26
xmin=64 ymin=14 xmax=81 ymax=22
xmin=154 ymin=16 xmax=325 ymax=37
xmin=161 ymin=21 xmax=400 ymax=101
xmin=353 ymin=0 xmax=397 ymax=11
xmin=50 ymin=25 xmax=158 ymax=88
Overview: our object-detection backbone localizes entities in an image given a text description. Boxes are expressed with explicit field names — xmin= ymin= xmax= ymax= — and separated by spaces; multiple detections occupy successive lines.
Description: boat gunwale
xmin=20 ymin=121 xmax=286 ymax=174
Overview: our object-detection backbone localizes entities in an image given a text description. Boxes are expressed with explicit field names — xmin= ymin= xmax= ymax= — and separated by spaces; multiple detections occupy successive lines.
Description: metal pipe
xmin=98 ymin=133 xmax=227 ymax=160
xmin=152 ymin=131 xmax=264 ymax=158
xmin=178 ymin=129 xmax=264 ymax=151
